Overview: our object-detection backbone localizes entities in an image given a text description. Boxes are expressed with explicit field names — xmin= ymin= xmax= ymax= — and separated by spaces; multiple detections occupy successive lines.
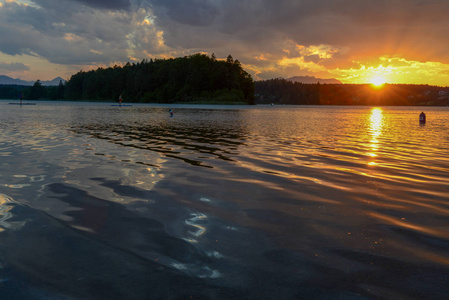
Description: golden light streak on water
xmin=369 ymin=212 xmax=449 ymax=239
xmin=368 ymin=108 xmax=383 ymax=165
xmin=0 ymin=194 xmax=14 ymax=232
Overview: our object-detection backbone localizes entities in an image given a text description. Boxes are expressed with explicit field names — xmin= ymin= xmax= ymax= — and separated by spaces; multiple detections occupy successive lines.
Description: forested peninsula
xmin=65 ymin=53 xmax=255 ymax=104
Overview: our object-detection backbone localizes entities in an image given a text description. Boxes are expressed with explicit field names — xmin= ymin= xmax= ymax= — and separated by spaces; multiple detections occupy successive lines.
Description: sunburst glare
xmin=370 ymin=77 xmax=386 ymax=87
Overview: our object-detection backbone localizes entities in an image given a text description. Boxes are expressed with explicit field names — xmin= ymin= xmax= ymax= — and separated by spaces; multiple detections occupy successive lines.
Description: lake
xmin=0 ymin=101 xmax=448 ymax=299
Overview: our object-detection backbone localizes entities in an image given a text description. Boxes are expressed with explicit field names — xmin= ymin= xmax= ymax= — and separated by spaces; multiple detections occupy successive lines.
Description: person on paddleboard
xmin=419 ymin=112 xmax=426 ymax=124
xmin=119 ymin=94 xmax=123 ymax=106
xmin=19 ymin=92 xmax=23 ymax=104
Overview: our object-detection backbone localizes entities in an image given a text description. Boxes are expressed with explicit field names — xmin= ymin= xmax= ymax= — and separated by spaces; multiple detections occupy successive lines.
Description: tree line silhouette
xmin=2 ymin=61 xmax=448 ymax=106
xmin=0 ymin=79 xmax=65 ymax=101
xmin=255 ymin=78 xmax=449 ymax=106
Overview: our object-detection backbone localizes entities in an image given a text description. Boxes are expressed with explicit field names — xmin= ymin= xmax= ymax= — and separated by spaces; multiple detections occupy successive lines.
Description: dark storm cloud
xmin=148 ymin=0 xmax=219 ymax=26
xmin=145 ymin=0 xmax=449 ymax=67
xmin=69 ymin=0 xmax=132 ymax=10
xmin=0 ymin=0 xmax=136 ymax=65
xmin=2 ymin=0 xmax=449 ymax=82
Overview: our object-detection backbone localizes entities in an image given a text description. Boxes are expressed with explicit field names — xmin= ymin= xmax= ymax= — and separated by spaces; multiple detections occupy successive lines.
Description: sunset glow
xmin=334 ymin=57 xmax=449 ymax=86
xmin=1 ymin=1 xmax=449 ymax=86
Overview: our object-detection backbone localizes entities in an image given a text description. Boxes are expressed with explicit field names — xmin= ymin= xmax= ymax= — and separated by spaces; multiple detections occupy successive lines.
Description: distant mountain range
xmin=286 ymin=76 xmax=342 ymax=84
xmin=0 ymin=75 xmax=65 ymax=86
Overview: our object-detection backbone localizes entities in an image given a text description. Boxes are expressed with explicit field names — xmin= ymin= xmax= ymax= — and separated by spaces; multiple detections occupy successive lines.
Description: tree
xmin=57 ymin=80 xmax=65 ymax=99
xmin=29 ymin=80 xmax=46 ymax=100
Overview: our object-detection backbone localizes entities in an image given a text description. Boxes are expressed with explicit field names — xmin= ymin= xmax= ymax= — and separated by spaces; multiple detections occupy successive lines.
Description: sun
xmin=370 ymin=76 xmax=386 ymax=87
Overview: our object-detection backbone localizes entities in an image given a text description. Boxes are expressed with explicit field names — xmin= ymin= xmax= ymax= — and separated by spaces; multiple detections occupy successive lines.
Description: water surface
xmin=0 ymin=101 xmax=448 ymax=299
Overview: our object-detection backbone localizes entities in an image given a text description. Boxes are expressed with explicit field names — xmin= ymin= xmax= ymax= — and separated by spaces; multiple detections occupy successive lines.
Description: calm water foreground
xmin=0 ymin=101 xmax=448 ymax=299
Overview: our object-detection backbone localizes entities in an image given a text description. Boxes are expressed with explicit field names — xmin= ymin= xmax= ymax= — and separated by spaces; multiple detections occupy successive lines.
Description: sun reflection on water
xmin=368 ymin=108 xmax=384 ymax=165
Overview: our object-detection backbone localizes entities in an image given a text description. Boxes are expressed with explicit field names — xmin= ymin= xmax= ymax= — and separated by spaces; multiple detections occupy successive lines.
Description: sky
xmin=1 ymin=0 xmax=449 ymax=86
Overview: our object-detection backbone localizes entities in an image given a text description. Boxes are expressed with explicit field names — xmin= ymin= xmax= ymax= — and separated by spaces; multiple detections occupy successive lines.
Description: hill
xmin=0 ymin=75 xmax=65 ymax=86
xmin=64 ymin=54 xmax=255 ymax=104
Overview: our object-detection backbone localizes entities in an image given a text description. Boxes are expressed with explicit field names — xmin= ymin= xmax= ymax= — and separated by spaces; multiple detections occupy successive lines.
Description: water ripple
xmin=1 ymin=103 xmax=449 ymax=298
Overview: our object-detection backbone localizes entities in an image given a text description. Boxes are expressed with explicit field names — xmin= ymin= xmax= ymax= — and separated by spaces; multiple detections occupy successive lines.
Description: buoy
xmin=419 ymin=112 xmax=426 ymax=124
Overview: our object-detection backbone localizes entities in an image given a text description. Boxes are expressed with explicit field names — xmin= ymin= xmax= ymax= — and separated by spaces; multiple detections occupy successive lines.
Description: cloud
xmin=36 ymin=0 xmax=132 ymax=11
xmin=1 ymin=0 xmax=449 ymax=85
xmin=147 ymin=0 xmax=449 ymax=63
xmin=0 ymin=62 xmax=29 ymax=71
xmin=304 ymin=55 xmax=321 ymax=64
xmin=72 ymin=0 xmax=131 ymax=10
xmin=0 ymin=0 xmax=140 ymax=65
xmin=148 ymin=0 xmax=219 ymax=26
